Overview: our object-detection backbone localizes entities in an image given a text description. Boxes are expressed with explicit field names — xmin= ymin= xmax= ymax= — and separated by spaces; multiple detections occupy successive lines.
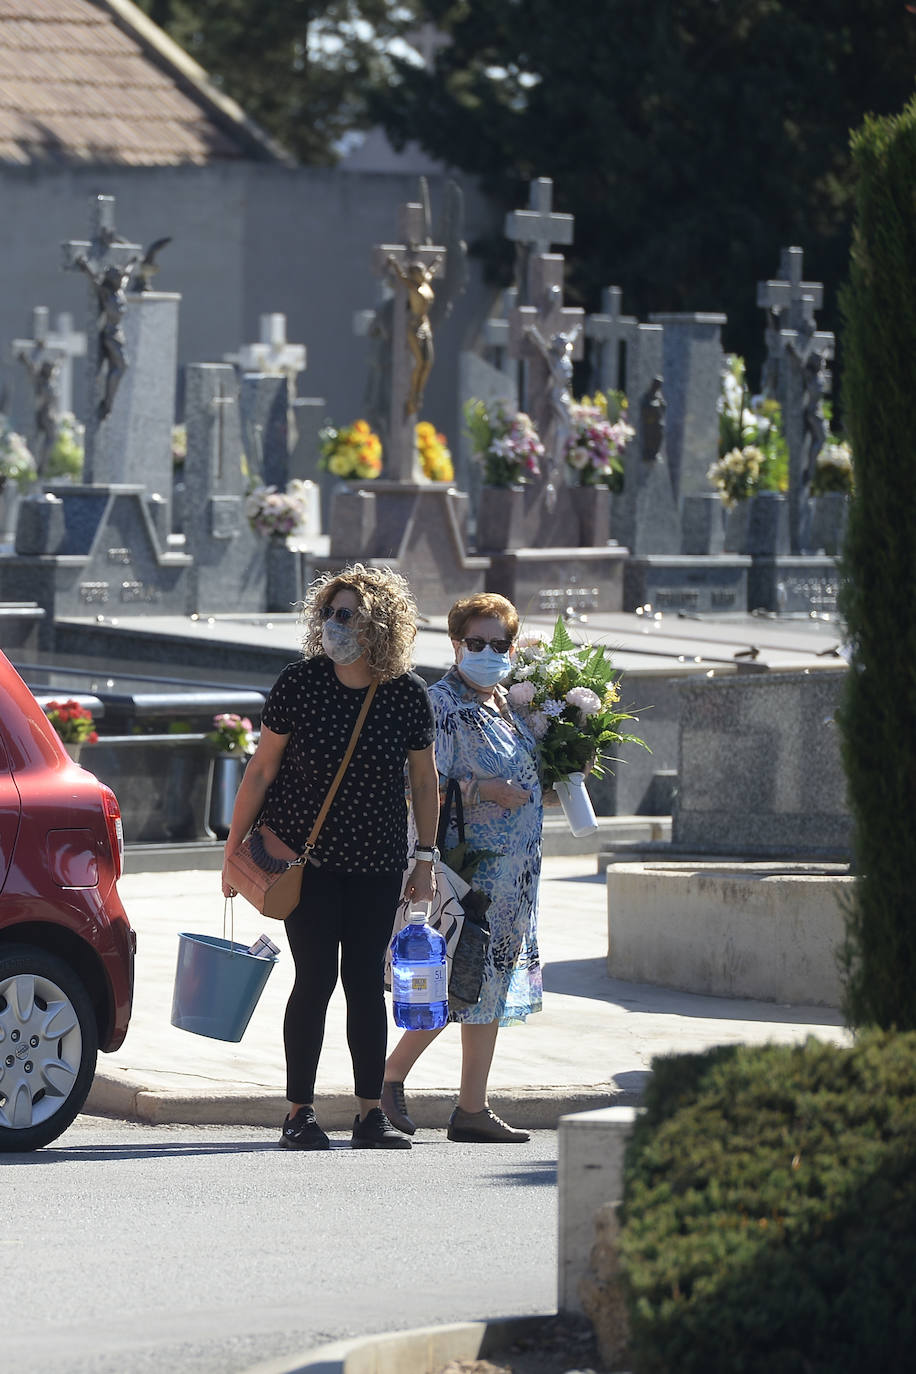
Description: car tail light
xmin=101 ymin=784 xmax=124 ymax=879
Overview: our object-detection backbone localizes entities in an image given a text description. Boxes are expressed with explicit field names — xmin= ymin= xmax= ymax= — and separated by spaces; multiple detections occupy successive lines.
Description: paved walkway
xmin=88 ymin=854 xmax=851 ymax=1131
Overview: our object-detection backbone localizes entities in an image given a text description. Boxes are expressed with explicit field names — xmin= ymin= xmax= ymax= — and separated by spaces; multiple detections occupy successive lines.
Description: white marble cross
xmin=757 ymin=245 xmax=824 ymax=332
xmin=227 ymin=313 xmax=306 ymax=379
xmin=505 ymin=178 xmax=575 ymax=263
xmin=585 ymin=287 xmax=639 ymax=394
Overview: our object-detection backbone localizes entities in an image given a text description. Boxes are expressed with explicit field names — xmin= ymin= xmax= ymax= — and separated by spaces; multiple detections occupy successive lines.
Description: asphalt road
xmin=3 ymin=1115 xmax=559 ymax=1374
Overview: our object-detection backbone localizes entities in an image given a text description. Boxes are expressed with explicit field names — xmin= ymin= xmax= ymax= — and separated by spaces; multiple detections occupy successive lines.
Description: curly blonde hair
xmin=299 ymin=563 xmax=419 ymax=682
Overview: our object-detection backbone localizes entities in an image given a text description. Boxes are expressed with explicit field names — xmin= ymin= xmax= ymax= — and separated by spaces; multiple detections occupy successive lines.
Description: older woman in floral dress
xmin=382 ymin=592 xmax=543 ymax=1143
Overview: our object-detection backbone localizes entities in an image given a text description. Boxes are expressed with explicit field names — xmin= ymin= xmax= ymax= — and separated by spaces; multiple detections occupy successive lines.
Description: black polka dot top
xmin=259 ymin=656 xmax=435 ymax=873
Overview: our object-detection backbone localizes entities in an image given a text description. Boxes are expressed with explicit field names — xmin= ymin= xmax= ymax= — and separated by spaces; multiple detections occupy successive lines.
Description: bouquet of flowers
xmin=810 ymin=439 xmax=853 ymax=496
xmin=44 ymin=699 xmax=98 ymax=745
xmin=205 ymin=712 xmax=255 ymax=755
xmin=709 ymin=355 xmax=788 ymax=506
xmin=505 ymin=617 xmax=647 ymax=787
xmin=245 ymin=478 xmax=311 ymax=541
xmin=415 ymin=421 xmax=455 ymax=482
xmin=318 ymin=419 xmax=383 ymax=480
xmin=46 ymin=412 xmax=84 ymax=481
xmin=565 ymin=391 xmax=634 ymax=491
xmin=464 ymin=398 xmax=544 ymax=487
xmin=0 ymin=421 xmax=37 ymax=493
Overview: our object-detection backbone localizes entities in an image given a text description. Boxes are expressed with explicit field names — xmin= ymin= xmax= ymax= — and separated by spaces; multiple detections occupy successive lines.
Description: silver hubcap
xmin=0 ymin=973 xmax=82 ymax=1131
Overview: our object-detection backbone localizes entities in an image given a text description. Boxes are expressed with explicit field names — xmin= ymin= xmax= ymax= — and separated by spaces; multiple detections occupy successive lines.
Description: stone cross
xmin=227 ymin=313 xmax=307 ymax=382
xmin=505 ymin=178 xmax=574 ymax=303
xmin=370 ymin=200 xmax=446 ymax=481
xmin=62 ymin=194 xmax=141 ymax=480
xmin=507 ymin=254 xmax=585 ymax=422
xmin=756 ymin=246 xmax=829 ymax=397
xmin=483 ymin=287 xmax=518 ymax=379
xmin=12 ymin=307 xmax=86 ymax=416
xmin=585 ymin=287 xmax=639 ymax=395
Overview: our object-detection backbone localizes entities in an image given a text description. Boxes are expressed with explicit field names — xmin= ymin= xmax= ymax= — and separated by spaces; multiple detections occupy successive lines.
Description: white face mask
xmin=322 ymin=619 xmax=363 ymax=665
xmin=458 ymin=644 xmax=512 ymax=688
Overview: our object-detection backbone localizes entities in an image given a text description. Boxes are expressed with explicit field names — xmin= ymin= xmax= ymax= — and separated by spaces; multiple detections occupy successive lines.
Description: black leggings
xmin=283 ymin=866 xmax=402 ymax=1104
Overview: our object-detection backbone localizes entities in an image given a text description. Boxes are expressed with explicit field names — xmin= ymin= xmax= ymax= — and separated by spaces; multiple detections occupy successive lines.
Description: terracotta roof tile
xmin=0 ymin=0 xmax=285 ymax=165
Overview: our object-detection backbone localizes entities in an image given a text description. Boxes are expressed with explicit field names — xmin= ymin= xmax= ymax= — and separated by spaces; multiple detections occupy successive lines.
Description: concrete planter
xmin=745 ymin=490 xmax=791 ymax=556
xmin=809 ymin=492 xmax=849 ymax=556
xmin=568 ymin=484 xmax=612 ymax=546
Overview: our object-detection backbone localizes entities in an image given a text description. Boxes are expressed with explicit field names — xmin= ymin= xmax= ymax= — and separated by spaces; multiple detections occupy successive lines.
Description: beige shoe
xmin=380 ymin=1080 xmax=416 ymax=1136
xmin=447 ymin=1105 xmax=530 ymax=1143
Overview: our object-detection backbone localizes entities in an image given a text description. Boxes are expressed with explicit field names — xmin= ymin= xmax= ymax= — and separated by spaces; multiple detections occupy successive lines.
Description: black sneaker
xmin=351 ymin=1108 xmax=412 ymax=1149
xmin=279 ymin=1106 xmax=330 ymax=1150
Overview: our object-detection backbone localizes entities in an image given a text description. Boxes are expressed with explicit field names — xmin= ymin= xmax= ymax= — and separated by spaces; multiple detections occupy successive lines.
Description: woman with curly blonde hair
xmin=222 ymin=564 xmax=439 ymax=1151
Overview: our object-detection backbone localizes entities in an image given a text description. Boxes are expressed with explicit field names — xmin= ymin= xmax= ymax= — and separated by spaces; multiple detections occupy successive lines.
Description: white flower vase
xmin=553 ymin=772 xmax=598 ymax=837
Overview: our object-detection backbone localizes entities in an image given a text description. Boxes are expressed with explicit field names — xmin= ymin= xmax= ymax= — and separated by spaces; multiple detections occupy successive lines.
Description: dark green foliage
xmin=372 ymin=1 xmax=916 ymax=380
xmin=619 ymin=1035 xmax=916 ymax=1373
xmin=134 ymin=1 xmax=421 ymax=164
xmin=836 ymin=96 xmax=916 ymax=1030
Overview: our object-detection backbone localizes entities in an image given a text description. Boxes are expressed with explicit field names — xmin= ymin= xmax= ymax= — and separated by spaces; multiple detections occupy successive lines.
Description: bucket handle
xmin=223 ymin=896 xmax=236 ymax=952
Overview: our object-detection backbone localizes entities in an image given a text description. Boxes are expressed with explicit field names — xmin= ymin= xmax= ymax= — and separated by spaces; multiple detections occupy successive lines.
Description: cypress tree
xmin=837 ymin=95 xmax=916 ymax=1029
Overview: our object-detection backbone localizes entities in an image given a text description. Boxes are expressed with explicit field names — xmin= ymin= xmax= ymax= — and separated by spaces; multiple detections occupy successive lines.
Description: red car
xmin=0 ymin=649 xmax=134 ymax=1151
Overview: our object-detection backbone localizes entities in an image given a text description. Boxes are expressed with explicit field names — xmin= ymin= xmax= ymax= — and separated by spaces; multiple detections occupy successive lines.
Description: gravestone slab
xmin=182 ymin=363 xmax=267 ymax=614
xmin=98 ymin=292 xmax=181 ymax=524
xmin=486 ymin=547 xmax=627 ymax=615
xmin=674 ymin=669 xmax=850 ymax=856
xmin=624 ymin=554 xmax=750 ymax=614
xmin=612 ymin=324 xmax=680 ymax=555
xmin=320 ymin=482 xmax=488 ymax=615
xmin=0 ymin=484 xmax=191 ymax=618
xmin=648 ymin=312 xmax=726 ymax=505
xmin=747 ymin=555 xmax=840 ymax=615
xmin=240 ymin=372 xmax=290 ymax=490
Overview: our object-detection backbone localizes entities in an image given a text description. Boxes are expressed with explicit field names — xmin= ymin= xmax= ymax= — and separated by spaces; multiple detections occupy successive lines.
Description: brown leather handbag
xmin=226 ymin=681 xmax=377 ymax=919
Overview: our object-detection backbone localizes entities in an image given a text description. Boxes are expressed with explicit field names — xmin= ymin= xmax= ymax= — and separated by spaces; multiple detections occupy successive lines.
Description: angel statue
xmin=74 ymin=252 xmax=139 ymax=421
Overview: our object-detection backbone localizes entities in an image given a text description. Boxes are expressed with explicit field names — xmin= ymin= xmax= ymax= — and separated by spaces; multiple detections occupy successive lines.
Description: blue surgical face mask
xmin=322 ymin=619 xmax=363 ymax=665
xmin=458 ymin=644 xmax=512 ymax=689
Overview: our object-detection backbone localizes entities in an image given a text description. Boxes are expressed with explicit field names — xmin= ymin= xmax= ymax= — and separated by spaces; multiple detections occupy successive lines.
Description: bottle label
xmin=392 ymin=964 xmax=447 ymax=1003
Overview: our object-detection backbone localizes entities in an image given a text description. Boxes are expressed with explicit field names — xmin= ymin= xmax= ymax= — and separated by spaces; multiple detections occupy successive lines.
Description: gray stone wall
xmin=0 ymin=164 xmax=500 ymax=478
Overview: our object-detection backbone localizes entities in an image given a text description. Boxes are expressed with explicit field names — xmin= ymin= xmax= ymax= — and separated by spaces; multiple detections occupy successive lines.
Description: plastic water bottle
xmin=391 ymin=905 xmax=448 ymax=1029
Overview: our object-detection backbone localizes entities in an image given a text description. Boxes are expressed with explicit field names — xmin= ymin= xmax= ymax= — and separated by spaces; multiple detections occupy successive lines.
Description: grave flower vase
xmin=745 ymin=491 xmax=790 ymax=557
xmin=206 ymin=753 xmax=247 ymax=840
xmin=553 ymin=772 xmax=599 ymax=838
xmin=809 ymin=493 xmax=849 ymax=556
xmin=475 ymin=485 xmax=526 ymax=552
xmin=569 ymin=485 xmax=612 ymax=547
xmin=723 ymin=500 xmax=750 ymax=554
xmin=0 ymin=479 xmax=21 ymax=547
xmin=64 ymin=742 xmax=83 ymax=765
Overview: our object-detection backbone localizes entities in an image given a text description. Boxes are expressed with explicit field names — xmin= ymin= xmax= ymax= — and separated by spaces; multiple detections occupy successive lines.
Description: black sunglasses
xmin=462 ymin=636 xmax=513 ymax=654
xmin=320 ymin=605 xmax=355 ymax=624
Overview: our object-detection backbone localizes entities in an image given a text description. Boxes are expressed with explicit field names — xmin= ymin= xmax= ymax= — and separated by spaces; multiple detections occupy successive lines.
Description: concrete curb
xmin=241 ymin=1314 xmax=552 ymax=1374
xmin=85 ymin=1075 xmax=625 ymax=1129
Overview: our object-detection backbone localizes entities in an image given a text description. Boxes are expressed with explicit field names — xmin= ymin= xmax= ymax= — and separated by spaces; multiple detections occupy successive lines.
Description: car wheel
xmin=0 ymin=945 xmax=98 ymax=1152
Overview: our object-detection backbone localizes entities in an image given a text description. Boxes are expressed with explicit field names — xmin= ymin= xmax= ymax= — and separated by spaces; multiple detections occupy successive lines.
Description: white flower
xmin=566 ymin=686 xmax=601 ymax=716
xmin=512 ymin=662 xmax=537 ymax=680
xmin=507 ymin=681 xmax=536 ymax=708
xmin=528 ymin=711 xmax=550 ymax=738
xmin=542 ymin=697 xmax=566 ymax=717
xmin=545 ymin=658 xmax=566 ymax=679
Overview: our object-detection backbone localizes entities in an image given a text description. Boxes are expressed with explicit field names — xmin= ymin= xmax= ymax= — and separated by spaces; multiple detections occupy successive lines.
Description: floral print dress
xmin=430 ymin=667 xmax=543 ymax=1027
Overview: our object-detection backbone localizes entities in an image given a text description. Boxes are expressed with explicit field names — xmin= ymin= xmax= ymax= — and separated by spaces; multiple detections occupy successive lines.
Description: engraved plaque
xmin=79 ymin=582 xmax=110 ymax=603
xmin=107 ymin=547 xmax=132 ymax=565
xmin=120 ymin=581 xmax=161 ymax=603
xmin=209 ymin=494 xmax=242 ymax=539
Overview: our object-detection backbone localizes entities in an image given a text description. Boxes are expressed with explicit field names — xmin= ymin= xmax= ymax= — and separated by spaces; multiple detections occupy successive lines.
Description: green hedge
xmin=837 ymin=95 xmax=916 ymax=1028
xmin=618 ymin=1034 xmax=916 ymax=1373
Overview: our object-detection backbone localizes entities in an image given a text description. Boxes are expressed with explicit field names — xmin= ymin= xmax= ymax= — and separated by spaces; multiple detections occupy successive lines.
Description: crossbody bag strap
xmin=437 ymin=777 xmax=465 ymax=851
xmin=300 ymin=678 xmax=378 ymax=863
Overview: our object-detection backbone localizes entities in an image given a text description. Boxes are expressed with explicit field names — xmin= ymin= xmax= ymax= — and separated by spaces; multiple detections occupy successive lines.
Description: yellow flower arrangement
xmin=415 ymin=421 xmax=455 ymax=482
xmin=319 ymin=419 xmax=383 ymax=480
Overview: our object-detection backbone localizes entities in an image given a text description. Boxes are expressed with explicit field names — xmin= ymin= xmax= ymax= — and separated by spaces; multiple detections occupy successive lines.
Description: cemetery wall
xmin=0 ymin=163 xmax=499 ymax=468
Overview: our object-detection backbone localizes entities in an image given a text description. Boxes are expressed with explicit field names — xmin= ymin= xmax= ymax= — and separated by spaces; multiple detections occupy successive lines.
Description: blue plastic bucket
xmin=171 ymin=933 xmax=277 ymax=1042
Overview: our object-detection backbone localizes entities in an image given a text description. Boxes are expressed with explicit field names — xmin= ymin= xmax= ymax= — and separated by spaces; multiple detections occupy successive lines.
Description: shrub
xmin=837 ymin=95 xmax=916 ymax=1029
xmin=619 ymin=1034 xmax=916 ymax=1373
